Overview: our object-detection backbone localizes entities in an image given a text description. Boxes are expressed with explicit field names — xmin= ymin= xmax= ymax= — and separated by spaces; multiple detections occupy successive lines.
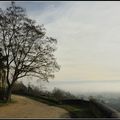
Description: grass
xmin=13 ymin=93 xmax=60 ymax=105
xmin=17 ymin=94 xmax=96 ymax=118
xmin=0 ymin=98 xmax=17 ymax=107
xmin=57 ymin=104 xmax=96 ymax=118
xmin=0 ymin=94 xmax=96 ymax=118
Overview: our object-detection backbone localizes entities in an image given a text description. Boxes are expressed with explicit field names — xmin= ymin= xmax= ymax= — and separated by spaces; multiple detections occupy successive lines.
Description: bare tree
xmin=0 ymin=2 xmax=60 ymax=101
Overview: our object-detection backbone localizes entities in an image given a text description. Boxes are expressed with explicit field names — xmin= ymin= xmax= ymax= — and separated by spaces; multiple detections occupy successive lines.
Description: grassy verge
xmin=0 ymin=98 xmax=17 ymax=107
xmin=24 ymin=95 xmax=59 ymax=106
xmin=57 ymin=104 xmax=96 ymax=118
xmin=14 ymin=94 xmax=96 ymax=118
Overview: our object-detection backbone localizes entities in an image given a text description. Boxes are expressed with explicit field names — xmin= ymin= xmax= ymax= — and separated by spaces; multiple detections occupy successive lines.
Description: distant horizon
xmin=1 ymin=1 xmax=120 ymax=94
xmin=28 ymin=79 xmax=120 ymax=95
xmin=49 ymin=79 xmax=120 ymax=83
xmin=22 ymin=78 xmax=120 ymax=97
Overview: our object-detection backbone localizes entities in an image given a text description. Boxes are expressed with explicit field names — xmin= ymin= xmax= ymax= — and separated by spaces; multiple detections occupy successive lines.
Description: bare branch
xmin=0 ymin=2 xmax=60 ymax=92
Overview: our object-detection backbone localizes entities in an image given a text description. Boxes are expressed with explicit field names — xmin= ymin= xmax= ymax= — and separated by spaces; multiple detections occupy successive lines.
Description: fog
xmin=43 ymin=80 xmax=120 ymax=95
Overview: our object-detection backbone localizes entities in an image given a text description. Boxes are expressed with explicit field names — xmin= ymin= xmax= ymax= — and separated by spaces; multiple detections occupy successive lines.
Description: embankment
xmin=61 ymin=99 xmax=120 ymax=118
xmin=89 ymin=99 xmax=120 ymax=118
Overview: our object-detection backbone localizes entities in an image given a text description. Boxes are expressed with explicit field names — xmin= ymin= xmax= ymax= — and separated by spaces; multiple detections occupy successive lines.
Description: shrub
xmin=12 ymin=82 xmax=77 ymax=102
xmin=51 ymin=87 xmax=77 ymax=100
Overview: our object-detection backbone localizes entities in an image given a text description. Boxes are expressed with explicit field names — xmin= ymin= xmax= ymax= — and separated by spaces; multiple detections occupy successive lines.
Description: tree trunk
xmin=5 ymin=85 xmax=12 ymax=102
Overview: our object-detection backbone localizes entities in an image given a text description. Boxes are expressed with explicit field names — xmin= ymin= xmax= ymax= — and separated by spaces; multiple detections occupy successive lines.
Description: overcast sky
xmin=1 ymin=1 xmax=120 ymax=83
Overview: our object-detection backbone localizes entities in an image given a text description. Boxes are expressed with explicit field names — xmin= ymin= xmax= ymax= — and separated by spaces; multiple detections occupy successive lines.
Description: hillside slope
xmin=0 ymin=95 xmax=70 ymax=118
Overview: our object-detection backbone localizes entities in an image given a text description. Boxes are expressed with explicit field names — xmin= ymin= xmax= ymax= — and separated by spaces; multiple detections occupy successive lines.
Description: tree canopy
xmin=0 ymin=2 xmax=60 ymax=101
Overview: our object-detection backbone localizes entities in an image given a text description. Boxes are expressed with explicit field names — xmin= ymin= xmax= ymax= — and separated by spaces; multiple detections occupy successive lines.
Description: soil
xmin=0 ymin=95 xmax=70 ymax=118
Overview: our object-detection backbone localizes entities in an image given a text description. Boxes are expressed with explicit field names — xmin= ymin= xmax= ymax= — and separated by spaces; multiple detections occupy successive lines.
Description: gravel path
xmin=0 ymin=95 xmax=70 ymax=118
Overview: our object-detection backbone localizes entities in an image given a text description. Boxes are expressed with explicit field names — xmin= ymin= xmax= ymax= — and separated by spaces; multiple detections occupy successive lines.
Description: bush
xmin=12 ymin=81 xmax=28 ymax=95
xmin=12 ymin=82 xmax=77 ymax=102
xmin=51 ymin=87 xmax=77 ymax=100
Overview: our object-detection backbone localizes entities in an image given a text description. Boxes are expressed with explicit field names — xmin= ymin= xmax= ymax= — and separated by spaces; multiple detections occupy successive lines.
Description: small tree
xmin=0 ymin=2 xmax=60 ymax=101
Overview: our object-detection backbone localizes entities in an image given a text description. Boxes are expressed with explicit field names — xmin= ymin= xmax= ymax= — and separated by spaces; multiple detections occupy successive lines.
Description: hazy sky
xmin=1 ymin=1 xmax=120 ymax=82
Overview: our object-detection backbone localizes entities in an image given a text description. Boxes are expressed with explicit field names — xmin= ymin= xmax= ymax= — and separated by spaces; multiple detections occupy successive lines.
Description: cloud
xmin=1 ymin=1 xmax=120 ymax=81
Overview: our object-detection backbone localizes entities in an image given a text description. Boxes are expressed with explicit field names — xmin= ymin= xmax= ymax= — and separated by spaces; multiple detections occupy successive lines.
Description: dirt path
xmin=0 ymin=95 xmax=70 ymax=118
